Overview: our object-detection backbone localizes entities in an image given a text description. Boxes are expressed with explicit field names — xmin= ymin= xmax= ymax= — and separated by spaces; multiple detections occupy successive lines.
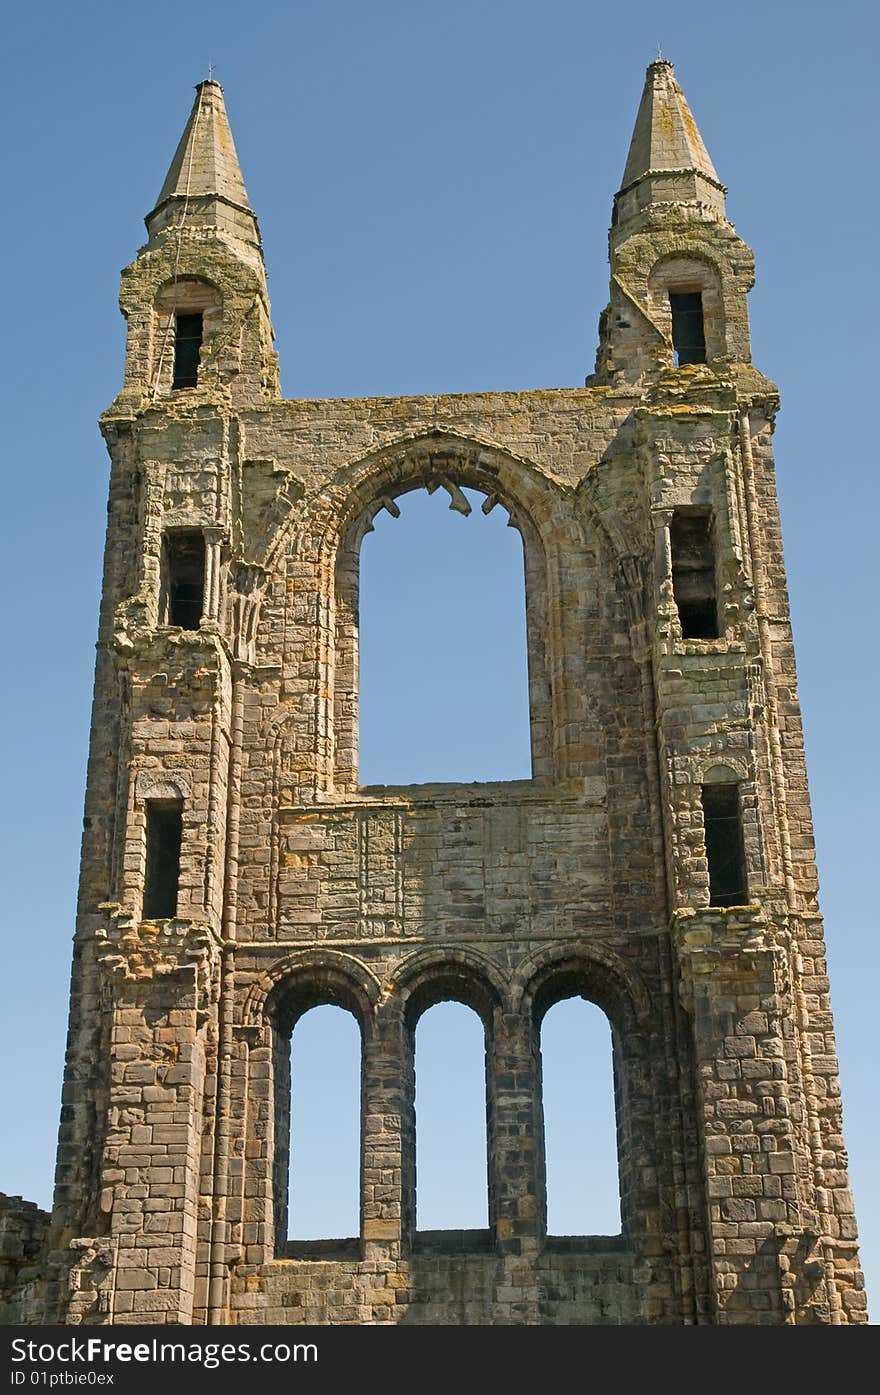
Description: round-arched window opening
xmin=413 ymin=999 xmax=490 ymax=1237
xmin=540 ymin=997 xmax=621 ymax=1237
xmin=280 ymin=1003 xmax=362 ymax=1253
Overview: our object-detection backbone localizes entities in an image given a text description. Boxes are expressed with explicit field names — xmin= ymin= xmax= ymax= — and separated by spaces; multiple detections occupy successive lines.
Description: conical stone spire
xmin=146 ymin=79 xmax=262 ymax=259
xmin=614 ymin=59 xmax=727 ymax=225
xmin=622 ymin=59 xmax=719 ymax=186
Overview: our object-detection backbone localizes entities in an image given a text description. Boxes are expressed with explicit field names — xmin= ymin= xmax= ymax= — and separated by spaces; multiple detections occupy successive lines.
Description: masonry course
xmin=0 ymin=59 xmax=867 ymax=1325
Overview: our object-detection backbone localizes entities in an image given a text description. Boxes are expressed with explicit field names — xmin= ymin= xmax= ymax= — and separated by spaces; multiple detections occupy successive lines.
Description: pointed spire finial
xmin=145 ymin=78 xmax=262 ymax=257
xmin=614 ymin=58 xmax=726 ymax=224
xmin=153 ymin=79 xmax=251 ymax=213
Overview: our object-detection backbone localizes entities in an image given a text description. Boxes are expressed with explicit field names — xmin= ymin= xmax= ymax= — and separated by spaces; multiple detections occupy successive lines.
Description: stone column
xmin=362 ymin=1014 xmax=409 ymax=1251
xmin=488 ymin=1009 xmax=543 ymax=1253
xmin=651 ymin=506 xmax=677 ymax=630
xmin=202 ymin=527 xmax=226 ymax=624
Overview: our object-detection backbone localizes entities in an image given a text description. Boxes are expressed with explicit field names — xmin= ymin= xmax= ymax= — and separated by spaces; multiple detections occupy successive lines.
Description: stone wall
xmin=37 ymin=375 xmax=863 ymax=1325
xmin=0 ymin=1195 xmax=48 ymax=1324
xmin=230 ymin=1244 xmax=640 ymax=1325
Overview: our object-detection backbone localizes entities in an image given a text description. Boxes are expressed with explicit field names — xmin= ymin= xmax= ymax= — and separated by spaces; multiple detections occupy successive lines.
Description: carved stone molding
xmin=134 ymin=768 xmax=193 ymax=803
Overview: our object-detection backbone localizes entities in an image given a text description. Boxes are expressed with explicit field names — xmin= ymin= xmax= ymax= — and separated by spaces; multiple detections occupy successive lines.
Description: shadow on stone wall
xmin=0 ymin=1193 xmax=48 ymax=1325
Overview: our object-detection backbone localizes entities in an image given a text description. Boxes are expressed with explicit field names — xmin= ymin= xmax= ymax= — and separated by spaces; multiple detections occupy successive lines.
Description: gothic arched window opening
xmin=358 ymin=485 xmax=532 ymax=786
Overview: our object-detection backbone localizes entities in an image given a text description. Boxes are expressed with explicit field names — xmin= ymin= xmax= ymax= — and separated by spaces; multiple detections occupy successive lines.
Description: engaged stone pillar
xmin=202 ymin=527 xmax=225 ymax=624
xmin=652 ymin=508 xmax=674 ymax=599
xmin=95 ymin=924 xmax=216 ymax=1324
xmin=652 ymin=506 xmax=679 ymax=641
xmin=676 ymin=909 xmax=808 ymax=1324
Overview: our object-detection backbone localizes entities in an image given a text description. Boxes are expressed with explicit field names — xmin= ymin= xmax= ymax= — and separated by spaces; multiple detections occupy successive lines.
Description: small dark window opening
xmin=670 ymin=291 xmax=706 ymax=366
xmin=702 ymin=783 xmax=748 ymax=908
xmin=162 ymin=530 xmax=205 ymax=629
xmin=670 ymin=510 xmax=719 ymax=639
xmin=172 ymin=312 xmax=203 ymax=389
xmin=143 ymin=800 xmax=183 ymax=919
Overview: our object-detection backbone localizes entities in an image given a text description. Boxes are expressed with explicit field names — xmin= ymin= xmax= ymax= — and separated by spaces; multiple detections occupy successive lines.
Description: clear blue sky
xmin=0 ymin=0 xmax=876 ymax=1315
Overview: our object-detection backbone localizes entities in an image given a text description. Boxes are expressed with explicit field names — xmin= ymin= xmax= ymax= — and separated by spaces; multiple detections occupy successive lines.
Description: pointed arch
xmin=264 ymin=428 xmax=573 ymax=575
xmin=278 ymin=430 xmax=580 ymax=793
xmin=249 ymin=427 xmax=611 ymax=799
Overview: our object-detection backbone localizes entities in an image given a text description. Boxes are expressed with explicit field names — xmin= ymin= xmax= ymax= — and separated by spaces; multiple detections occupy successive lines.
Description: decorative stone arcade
xmin=11 ymin=61 xmax=866 ymax=1325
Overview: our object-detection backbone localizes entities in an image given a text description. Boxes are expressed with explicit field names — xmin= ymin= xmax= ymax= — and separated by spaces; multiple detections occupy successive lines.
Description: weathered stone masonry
xmin=2 ymin=59 xmax=867 ymax=1324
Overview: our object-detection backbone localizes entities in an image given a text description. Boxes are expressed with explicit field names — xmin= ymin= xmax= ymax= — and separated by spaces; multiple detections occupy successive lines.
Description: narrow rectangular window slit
xmin=670 ymin=291 xmax=706 ymax=366
xmin=670 ymin=510 xmax=719 ymax=639
xmin=162 ymin=530 xmax=206 ymax=629
xmin=172 ymin=312 xmax=203 ymax=389
xmin=143 ymin=800 xmax=183 ymax=919
xmin=702 ymin=783 xmax=747 ymax=908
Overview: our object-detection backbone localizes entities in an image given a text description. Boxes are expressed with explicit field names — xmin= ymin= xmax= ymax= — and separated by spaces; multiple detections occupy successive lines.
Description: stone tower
xmin=28 ymin=61 xmax=867 ymax=1324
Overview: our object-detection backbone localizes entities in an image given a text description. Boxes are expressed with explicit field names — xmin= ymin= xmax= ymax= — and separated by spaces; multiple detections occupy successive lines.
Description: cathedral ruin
xmin=0 ymin=59 xmax=867 ymax=1325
